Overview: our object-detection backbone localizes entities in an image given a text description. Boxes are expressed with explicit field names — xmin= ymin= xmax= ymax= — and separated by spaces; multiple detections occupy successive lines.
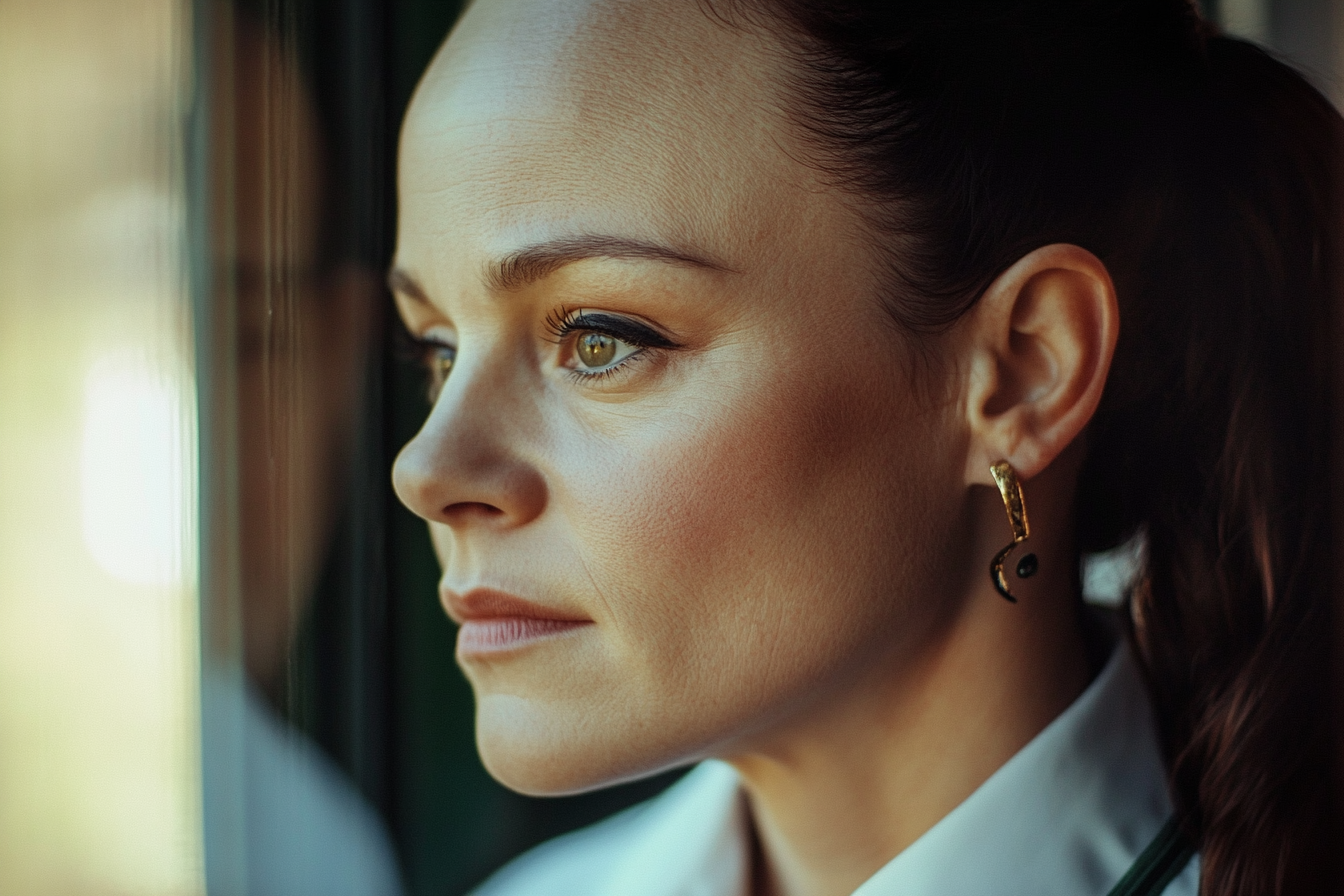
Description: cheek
xmin=536 ymin=348 xmax=957 ymax=765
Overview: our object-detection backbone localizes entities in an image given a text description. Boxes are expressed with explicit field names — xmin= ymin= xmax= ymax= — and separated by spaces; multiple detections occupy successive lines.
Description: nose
xmin=392 ymin=366 xmax=547 ymax=531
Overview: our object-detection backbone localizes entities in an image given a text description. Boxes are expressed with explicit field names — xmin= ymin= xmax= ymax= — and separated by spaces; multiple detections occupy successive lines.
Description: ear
xmin=961 ymin=244 xmax=1118 ymax=486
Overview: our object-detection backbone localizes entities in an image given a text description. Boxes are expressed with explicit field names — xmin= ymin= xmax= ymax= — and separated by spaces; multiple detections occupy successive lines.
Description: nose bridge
xmin=392 ymin=351 xmax=547 ymax=528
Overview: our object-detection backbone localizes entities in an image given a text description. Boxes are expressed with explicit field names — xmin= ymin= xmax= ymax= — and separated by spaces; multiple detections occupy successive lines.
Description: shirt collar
xmin=598 ymin=761 xmax=749 ymax=896
xmin=600 ymin=641 xmax=1174 ymax=896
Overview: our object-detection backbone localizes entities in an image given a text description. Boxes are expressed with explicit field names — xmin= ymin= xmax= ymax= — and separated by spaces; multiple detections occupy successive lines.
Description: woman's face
xmin=392 ymin=0 xmax=971 ymax=794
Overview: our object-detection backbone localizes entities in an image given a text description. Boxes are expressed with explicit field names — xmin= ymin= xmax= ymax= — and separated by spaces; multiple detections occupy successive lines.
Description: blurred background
xmin=0 ymin=0 xmax=1340 ymax=894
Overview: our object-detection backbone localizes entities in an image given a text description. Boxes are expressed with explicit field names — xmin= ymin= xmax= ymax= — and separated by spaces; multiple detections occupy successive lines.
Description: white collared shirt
xmin=473 ymin=643 xmax=1199 ymax=896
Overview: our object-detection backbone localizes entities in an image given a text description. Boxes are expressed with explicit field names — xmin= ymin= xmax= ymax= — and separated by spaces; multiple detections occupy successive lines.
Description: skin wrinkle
xmin=390 ymin=2 xmax=1110 ymax=895
xmin=574 ymin=534 xmax=617 ymax=631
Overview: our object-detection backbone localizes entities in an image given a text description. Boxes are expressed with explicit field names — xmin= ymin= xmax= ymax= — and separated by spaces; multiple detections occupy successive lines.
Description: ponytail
xmin=712 ymin=2 xmax=1342 ymax=891
xmin=1080 ymin=35 xmax=1343 ymax=893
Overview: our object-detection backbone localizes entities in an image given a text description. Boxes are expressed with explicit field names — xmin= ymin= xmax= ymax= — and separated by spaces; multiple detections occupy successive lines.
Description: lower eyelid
xmin=566 ymin=347 xmax=651 ymax=382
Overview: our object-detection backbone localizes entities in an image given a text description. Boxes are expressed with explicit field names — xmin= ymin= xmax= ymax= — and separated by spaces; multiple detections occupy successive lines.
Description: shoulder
xmin=471 ymin=761 xmax=748 ymax=896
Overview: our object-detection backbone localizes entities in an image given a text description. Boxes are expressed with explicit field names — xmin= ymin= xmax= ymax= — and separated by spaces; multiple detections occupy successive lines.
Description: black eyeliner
xmin=556 ymin=311 xmax=677 ymax=348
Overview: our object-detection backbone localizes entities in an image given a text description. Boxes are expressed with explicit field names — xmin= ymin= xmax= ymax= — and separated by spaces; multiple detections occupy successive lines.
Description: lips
xmin=443 ymin=587 xmax=591 ymax=656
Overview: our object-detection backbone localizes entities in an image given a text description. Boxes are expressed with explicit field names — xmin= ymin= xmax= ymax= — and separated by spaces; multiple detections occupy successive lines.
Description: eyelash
xmin=397 ymin=307 xmax=676 ymax=403
xmin=542 ymin=307 xmax=676 ymax=382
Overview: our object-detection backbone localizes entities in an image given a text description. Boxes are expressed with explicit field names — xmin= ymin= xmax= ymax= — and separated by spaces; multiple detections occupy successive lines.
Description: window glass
xmin=0 ymin=1 xmax=200 ymax=893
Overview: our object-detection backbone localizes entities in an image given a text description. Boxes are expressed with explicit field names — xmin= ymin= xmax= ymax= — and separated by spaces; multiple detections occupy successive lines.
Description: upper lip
xmin=441 ymin=586 xmax=591 ymax=625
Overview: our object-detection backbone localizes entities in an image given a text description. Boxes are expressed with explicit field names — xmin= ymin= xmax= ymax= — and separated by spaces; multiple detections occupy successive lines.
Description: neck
xmin=726 ymin=516 xmax=1092 ymax=896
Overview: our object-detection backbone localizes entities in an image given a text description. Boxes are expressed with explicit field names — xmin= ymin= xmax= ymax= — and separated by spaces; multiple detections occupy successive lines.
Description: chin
xmin=474 ymin=692 xmax=692 ymax=797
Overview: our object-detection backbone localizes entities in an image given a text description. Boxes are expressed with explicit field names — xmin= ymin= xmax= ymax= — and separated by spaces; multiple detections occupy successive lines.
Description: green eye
xmin=424 ymin=343 xmax=455 ymax=403
xmin=576 ymin=332 xmax=618 ymax=368
xmin=547 ymin=310 xmax=675 ymax=380
xmin=431 ymin=345 xmax=454 ymax=380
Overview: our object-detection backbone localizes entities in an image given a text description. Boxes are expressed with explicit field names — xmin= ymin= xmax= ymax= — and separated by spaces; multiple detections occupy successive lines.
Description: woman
xmin=388 ymin=1 xmax=1341 ymax=894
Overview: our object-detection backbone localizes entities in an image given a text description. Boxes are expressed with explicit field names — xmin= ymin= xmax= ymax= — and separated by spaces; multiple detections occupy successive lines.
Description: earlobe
xmin=961 ymin=244 xmax=1118 ymax=487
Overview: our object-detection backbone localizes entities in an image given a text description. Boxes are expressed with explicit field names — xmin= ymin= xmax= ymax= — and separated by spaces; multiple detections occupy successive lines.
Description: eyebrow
xmin=387 ymin=234 xmax=730 ymax=304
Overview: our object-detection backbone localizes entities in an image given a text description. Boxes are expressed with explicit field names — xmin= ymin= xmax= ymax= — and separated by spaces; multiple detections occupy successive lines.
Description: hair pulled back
xmin=709 ymin=1 xmax=1343 ymax=892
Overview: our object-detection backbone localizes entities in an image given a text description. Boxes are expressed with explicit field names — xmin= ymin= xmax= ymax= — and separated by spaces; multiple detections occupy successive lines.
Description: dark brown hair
xmin=711 ymin=1 xmax=1343 ymax=892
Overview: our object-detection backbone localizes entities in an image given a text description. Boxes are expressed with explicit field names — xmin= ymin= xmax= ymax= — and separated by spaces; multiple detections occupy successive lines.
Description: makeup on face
xmin=389 ymin=0 xmax=965 ymax=796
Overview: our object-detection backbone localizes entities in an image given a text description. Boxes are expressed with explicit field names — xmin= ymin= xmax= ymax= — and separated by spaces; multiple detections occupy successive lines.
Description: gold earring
xmin=989 ymin=461 xmax=1037 ymax=603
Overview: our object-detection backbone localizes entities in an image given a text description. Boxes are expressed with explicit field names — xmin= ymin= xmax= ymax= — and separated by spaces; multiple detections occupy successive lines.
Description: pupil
xmin=578 ymin=333 xmax=616 ymax=368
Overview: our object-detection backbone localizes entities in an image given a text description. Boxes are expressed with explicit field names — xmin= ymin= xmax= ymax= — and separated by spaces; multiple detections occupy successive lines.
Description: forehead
xmin=397 ymin=0 xmax=837 ymax=279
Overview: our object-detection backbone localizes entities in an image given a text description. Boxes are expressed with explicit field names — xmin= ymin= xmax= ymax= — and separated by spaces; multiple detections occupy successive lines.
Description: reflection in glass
xmin=199 ymin=4 xmax=398 ymax=894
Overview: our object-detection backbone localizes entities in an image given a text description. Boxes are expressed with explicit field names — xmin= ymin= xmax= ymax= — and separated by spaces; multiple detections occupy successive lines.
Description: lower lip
xmin=457 ymin=617 xmax=590 ymax=655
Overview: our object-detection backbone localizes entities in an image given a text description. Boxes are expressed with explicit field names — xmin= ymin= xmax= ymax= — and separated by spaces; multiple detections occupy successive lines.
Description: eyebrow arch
xmin=386 ymin=235 xmax=731 ymax=305
xmin=490 ymin=235 xmax=730 ymax=292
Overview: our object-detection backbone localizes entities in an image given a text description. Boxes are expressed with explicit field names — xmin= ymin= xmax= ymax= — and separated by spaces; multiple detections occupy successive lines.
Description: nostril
xmin=441 ymin=501 xmax=506 ymax=524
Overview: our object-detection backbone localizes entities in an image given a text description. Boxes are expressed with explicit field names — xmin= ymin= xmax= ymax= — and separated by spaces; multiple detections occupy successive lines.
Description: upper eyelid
xmin=394 ymin=297 xmax=677 ymax=363
xmin=548 ymin=309 xmax=678 ymax=347
xmin=391 ymin=289 xmax=456 ymax=333
xmin=394 ymin=310 xmax=455 ymax=346
xmin=417 ymin=331 xmax=456 ymax=347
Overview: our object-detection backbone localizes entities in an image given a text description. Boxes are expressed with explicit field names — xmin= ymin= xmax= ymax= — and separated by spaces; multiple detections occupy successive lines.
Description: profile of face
xmin=391 ymin=0 xmax=978 ymax=794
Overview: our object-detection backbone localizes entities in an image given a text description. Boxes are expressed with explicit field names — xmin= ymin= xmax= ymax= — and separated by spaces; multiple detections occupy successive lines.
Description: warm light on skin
xmin=391 ymin=2 xmax=1114 ymax=895
xmin=394 ymin=0 xmax=962 ymax=791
